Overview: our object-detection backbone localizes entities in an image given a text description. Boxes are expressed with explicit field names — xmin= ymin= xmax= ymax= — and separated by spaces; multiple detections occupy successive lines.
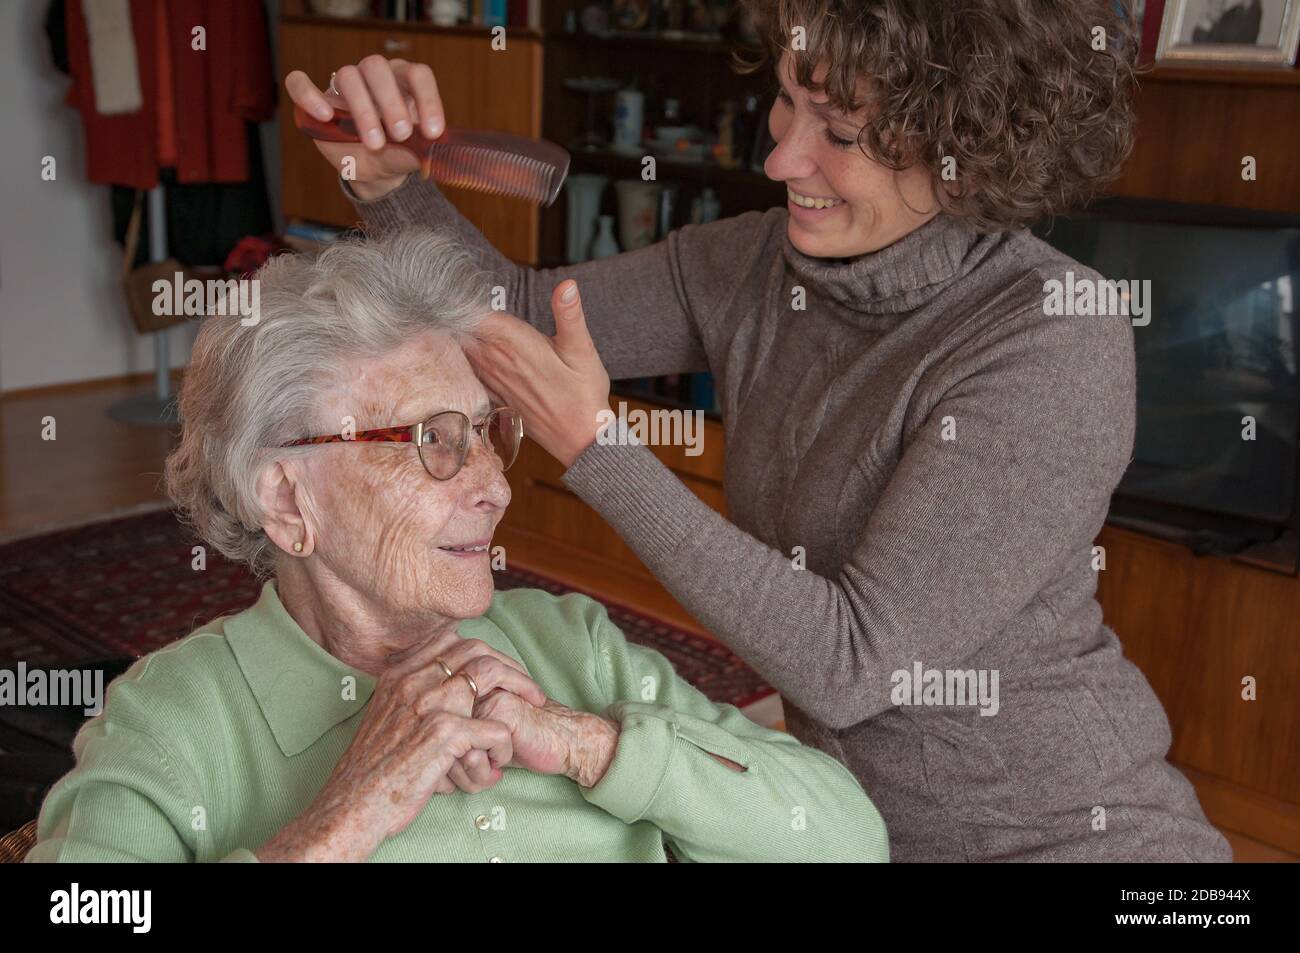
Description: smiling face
xmin=301 ymin=330 xmax=510 ymax=625
xmin=764 ymin=51 xmax=940 ymax=258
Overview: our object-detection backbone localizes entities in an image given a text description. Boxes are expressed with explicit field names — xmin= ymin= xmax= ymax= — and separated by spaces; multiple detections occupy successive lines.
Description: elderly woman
xmin=287 ymin=0 xmax=1232 ymax=862
xmin=27 ymin=228 xmax=887 ymax=863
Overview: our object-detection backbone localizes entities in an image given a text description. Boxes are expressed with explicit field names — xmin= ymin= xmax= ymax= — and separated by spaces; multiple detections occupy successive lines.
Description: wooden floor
xmin=0 ymin=374 xmax=179 ymax=538
xmin=1 ymin=373 xmax=1293 ymax=862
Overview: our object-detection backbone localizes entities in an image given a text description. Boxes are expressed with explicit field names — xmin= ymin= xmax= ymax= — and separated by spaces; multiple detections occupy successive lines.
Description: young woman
xmin=286 ymin=0 xmax=1231 ymax=862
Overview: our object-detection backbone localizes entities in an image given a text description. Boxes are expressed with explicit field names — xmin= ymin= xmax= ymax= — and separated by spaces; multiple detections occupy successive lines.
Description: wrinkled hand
xmin=465 ymin=281 xmax=612 ymax=469
xmin=256 ymin=632 xmax=542 ymax=862
xmin=473 ymin=691 xmax=620 ymax=788
xmin=425 ymin=637 xmax=547 ymax=795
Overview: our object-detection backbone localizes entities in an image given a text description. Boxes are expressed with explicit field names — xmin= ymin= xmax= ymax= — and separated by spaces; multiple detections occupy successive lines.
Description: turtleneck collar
xmin=781 ymin=212 xmax=995 ymax=315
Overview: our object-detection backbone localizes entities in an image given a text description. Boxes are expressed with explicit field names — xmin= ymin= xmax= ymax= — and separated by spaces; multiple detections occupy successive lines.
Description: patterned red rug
xmin=0 ymin=509 xmax=773 ymax=708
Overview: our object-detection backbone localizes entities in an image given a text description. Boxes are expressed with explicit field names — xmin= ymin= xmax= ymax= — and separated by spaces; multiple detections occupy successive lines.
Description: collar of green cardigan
xmin=224 ymin=580 xmax=528 ymax=758
xmin=223 ymin=581 xmax=380 ymax=758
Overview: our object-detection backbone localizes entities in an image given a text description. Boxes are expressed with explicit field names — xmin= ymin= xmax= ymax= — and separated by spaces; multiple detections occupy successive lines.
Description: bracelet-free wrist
xmin=568 ymin=714 xmax=620 ymax=788
xmin=345 ymin=173 xmax=410 ymax=203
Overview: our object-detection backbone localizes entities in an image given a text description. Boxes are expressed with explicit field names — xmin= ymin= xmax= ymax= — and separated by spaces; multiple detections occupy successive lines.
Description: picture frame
xmin=1156 ymin=0 xmax=1300 ymax=66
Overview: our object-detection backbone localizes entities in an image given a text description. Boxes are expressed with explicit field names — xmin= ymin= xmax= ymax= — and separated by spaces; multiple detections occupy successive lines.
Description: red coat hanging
xmin=63 ymin=0 xmax=275 ymax=189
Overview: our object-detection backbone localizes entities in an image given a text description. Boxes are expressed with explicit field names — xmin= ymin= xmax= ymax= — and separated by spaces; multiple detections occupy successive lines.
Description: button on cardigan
xmin=28 ymin=582 xmax=887 ymax=862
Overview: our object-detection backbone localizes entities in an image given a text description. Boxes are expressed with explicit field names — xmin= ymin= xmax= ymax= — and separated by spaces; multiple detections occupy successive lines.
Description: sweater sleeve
xmin=578 ymin=601 xmax=889 ymax=862
xmin=561 ymin=308 xmax=1135 ymax=731
xmin=25 ymin=697 xmax=255 ymax=863
xmin=345 ymin=174 xmax=769 ymax=380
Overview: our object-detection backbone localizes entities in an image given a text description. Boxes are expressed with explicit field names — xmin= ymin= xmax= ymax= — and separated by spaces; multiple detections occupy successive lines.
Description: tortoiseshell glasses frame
xmin=280 ymin=407 xmax=523 ymax=481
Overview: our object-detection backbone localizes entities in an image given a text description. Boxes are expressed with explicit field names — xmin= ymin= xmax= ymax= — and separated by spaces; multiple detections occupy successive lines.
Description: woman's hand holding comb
xmin=285 ymin=57 xmax=446 ymax=201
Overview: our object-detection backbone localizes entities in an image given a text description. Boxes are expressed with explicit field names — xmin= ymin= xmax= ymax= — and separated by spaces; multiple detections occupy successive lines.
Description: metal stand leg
xmin=108 ymin=186 xmax=180 ymax=426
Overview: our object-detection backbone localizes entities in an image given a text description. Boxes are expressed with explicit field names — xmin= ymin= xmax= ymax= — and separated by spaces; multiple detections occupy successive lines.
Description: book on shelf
xmin=285 ymin=221 xmax=346 ymax=245
xmin=371 ymin=0 xmax=536 ymax=28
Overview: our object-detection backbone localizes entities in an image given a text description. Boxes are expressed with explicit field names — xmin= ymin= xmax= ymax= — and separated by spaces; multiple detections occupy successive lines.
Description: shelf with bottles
xmin=555 ymin=67 xmax=777 ymax=177
xmin=542 ymin=83 xmax=783 ymax=260
xmin=555 ymin=166 xmax=787 ymax=271
xmin=284 ymin=0 xmax=542 ymax=33
xmin=546 ymin=28 xmax=754 ymax=55
xmin=538 ymin=2 xmax=780 ymax=268
xmin=547 ymin=0 xmax=759 ymax=49
xmin=541 ymin=141 xmax=785 ymax=267
xmin=567 ymin=146 xmax=782 ymax=193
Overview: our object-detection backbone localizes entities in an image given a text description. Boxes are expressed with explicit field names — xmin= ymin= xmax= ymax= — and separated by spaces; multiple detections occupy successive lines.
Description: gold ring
xmin=456 ymin=670 xmax=479 ymax=699
xmin=435 ymin=657 xmax=454 ymax=681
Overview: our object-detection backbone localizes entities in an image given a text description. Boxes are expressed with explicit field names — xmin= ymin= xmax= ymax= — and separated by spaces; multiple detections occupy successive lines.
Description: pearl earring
xmin=293 ymin=542 xmax=303 ymax=553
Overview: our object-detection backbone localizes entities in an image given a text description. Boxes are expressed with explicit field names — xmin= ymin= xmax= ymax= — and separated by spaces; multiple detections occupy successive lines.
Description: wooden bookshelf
xmin=281 ymin=13 xmax=542 ymax=39
xmin=536 ymin=1 xmax=779 ymax=266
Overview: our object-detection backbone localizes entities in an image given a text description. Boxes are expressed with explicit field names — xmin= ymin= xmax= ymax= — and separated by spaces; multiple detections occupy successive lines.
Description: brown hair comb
xmin=293 ymin=104 xmax=570 ymax=207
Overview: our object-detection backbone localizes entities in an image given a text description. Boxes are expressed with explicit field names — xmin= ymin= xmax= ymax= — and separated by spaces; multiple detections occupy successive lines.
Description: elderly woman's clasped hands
xmin=259 ymin=630 xmax=618 ymax=862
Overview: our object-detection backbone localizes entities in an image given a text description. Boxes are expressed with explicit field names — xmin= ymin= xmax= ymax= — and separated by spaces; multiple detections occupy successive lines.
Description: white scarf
xmin=81 ymin=0 xmax=143 ymax=116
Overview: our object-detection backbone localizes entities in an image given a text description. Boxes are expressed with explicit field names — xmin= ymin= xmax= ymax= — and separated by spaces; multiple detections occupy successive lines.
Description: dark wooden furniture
xmin=1113 ymin=66 xmax=1300 ymax=212
xmin=1095 ymin=525 xmax=1300 ymax=854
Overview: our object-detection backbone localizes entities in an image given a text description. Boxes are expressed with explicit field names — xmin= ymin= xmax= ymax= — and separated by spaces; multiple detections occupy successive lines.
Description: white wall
xmin=0 ymin=0 xmax=282 ymax=393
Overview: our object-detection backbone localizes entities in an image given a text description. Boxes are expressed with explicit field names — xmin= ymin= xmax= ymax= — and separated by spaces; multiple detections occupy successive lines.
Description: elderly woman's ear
xmin=257 ymin=459 xmax=319 ymax=559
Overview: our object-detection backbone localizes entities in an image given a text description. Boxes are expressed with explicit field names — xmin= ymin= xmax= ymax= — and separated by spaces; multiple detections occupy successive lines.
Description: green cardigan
xmin=28 ymin=582 xmax=889 ymax=862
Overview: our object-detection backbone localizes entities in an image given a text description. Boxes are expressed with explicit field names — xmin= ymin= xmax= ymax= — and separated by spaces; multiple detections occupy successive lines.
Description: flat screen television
xmin=1033 ymin=198 xmax=1300 ymax=564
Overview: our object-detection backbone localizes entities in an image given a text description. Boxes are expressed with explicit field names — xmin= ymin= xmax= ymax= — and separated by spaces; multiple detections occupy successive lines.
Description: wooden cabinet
xmin=501 ymin=397 xmax=727 ymax=571
xmin=1111 ymin=67 xmax=1300 ymax=213
xmin=277 ymin=17 xmax=544 ymax=263
xmin=1094 ymin=525 xmax=1300 ymax=853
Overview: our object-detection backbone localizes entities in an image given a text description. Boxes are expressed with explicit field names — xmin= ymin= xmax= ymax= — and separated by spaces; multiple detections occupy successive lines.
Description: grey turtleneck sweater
xmin=351 ymin=176 xmax=1231 ymax=863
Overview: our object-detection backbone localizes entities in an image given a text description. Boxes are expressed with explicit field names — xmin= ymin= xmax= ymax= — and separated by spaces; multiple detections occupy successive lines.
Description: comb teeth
xmin=428 ymin=143 xmax=555 ymax=205
xmin=292 ymin=106 xmax=569 ymax=206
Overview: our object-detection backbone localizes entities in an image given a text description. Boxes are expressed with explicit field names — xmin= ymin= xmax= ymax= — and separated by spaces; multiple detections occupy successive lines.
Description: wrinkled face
xmin=765 ymin=52 xmax=939 ymax=258
xmin=302 ymin=330 xmax=510 ymax=622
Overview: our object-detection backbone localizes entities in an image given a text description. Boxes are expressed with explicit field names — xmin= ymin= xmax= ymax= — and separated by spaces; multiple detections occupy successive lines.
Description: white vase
xmin=691 ymin=187 xmax=721 ymax=224
xmin=615 ymin=179 xmax=663 ymax=251
xmin=612 ymin=88 xmax=644 ymax=153
xmin=564 ymin=174 xmax=608 ymax=264
xmin=430 ymin=0 xmax=462 ymax=26
xmin=590 ymin=215 xmax=620 ymax=259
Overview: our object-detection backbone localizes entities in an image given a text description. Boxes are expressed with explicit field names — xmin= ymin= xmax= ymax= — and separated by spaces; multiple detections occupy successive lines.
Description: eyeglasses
xmin=280 ymin=408 xmax=523 ymax=481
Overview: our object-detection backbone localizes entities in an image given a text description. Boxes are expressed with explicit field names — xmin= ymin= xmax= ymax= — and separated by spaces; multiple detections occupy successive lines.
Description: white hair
xmin=164 ymin=225 xmax=492 ymax=576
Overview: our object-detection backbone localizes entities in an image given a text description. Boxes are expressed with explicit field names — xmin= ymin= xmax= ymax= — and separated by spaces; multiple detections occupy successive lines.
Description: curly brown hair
xmin=739 ymin=0 xmax=1140 ymax=231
